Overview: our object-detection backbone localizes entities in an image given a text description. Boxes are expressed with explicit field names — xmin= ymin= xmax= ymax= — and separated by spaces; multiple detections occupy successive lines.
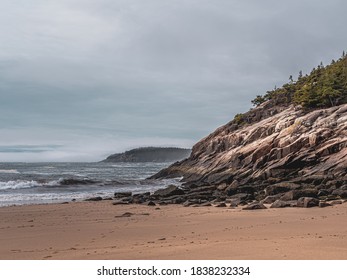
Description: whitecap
xmin=0 ymin=179 xmax=62 ymax=190
xmin=0 ymin=180 xmax=40 ymax=190
xmin=0 ymin=169 xmax=20 ymax=174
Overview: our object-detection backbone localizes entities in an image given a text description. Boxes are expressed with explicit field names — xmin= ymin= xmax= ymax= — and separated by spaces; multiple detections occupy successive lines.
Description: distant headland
xmin=101 ymin=147 xmax=191 ymax=163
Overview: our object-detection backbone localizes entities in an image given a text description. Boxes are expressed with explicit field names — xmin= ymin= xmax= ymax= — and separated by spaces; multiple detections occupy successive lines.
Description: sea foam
xmin=0 ymin=180 xmax=60 ymax=190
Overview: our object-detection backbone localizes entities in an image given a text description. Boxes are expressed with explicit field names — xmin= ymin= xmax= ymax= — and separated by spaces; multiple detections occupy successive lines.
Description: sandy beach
xmin=0 ymin=201 xmax=346 ymax=260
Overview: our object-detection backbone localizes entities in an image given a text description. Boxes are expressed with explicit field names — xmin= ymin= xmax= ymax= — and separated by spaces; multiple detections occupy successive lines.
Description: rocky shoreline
xmin=85 ymin=181 xmax=347 ymax=210
xmin=87 ymin=102 xmax=347 ymax=210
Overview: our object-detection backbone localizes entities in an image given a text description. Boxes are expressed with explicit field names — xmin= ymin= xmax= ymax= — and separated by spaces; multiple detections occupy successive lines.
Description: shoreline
xmin=0 ymin=200 xmax=346 ymax=260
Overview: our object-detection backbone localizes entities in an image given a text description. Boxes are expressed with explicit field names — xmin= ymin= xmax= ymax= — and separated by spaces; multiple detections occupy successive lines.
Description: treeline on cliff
xmin=232 ymin=51 xmax=347 ymax=127
xmin=252 ymin=51 xmax=347 ymax=109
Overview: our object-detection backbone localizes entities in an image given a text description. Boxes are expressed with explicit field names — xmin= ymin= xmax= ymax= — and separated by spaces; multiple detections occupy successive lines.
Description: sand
xmin=0 ymin=201 xmax=346 ymax=260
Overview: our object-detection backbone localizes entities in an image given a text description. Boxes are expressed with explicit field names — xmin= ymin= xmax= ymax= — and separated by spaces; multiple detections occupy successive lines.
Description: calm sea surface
xmin=0 ymin=162 xmax=178 ymax=207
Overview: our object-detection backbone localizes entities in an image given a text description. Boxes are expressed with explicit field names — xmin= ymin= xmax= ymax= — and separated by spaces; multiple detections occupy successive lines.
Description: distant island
xmin=102 ymin=147 xmax=191 ymax=163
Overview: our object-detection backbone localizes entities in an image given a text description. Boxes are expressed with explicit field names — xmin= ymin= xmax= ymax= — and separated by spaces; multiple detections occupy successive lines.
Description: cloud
xmin=1 ymin=0 xmax=347 ymax=161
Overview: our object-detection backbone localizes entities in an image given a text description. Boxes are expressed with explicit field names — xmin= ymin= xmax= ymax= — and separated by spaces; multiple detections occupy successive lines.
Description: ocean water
xmin=0 ymin=162 xmax=178 ymax=207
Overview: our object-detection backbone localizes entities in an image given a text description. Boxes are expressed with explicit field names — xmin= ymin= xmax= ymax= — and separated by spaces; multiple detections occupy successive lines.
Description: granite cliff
xmin=152 ymin=103 xmax=347 ymax=192
xmin=147 ymin=55 xmax=347 ymax=208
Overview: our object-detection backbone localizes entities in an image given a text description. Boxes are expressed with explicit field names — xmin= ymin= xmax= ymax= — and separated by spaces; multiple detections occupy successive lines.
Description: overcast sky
xmin=1 ymin=0 xmax=346 ymax=162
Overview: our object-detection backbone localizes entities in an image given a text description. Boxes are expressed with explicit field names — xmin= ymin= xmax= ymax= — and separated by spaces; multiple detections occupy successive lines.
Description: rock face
xmin=151 ymin=103 xmax=347 ymax=203
xmin=102 ymin=147 xmax=191 ymax=163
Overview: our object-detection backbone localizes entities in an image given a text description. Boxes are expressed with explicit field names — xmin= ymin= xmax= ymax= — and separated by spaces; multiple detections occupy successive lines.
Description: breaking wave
xmin=0 ymin=180 xmax=57 ymax=190
xmin=0 ymin=169 xmax=20 ymax=174
xmin=0 ymin=178 xmax=127 ymax=190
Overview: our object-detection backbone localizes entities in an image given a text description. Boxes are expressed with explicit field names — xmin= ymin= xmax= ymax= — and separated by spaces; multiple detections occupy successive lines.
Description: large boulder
xmin=297 ymin=197 xmax=319 ymax=208
xmin=243 ymin=202 xmax=267 ymax=210
xmin=154 ymin=185 xmax=185 ymax=197
xmin=281 ymin=189 xmax=318 ymax=201
xmin=264 ymin=182 xmax=299 ymax=196
xmin=270 ymin=200 xmax=297 ymax=208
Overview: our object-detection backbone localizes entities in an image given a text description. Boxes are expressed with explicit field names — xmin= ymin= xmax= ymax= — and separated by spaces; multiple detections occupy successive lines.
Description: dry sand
xmin=0 ymin=201 xmax=346 ymax=260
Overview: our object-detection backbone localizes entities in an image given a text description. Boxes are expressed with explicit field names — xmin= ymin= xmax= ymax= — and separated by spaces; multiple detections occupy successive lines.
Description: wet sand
xmin=0 ymin=201 xmax=346 ymax=260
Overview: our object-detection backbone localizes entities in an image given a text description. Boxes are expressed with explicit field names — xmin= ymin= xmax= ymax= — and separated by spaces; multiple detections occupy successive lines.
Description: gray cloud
xmin=1 ymin=0 xmax=347 ymax=161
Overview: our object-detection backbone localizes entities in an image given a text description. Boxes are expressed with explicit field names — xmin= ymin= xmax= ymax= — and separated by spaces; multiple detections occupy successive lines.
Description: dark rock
xmin=228 ymin=199 xmax=241 ymax=207
xmin=281 ymin=189 xmax=318 ymax=201
xmin=85 ymin=196 xmax=103 ymax=201
xmin=261 ymin=194 xmax=282 ymax=204
xmin=317 ymin=190 xmax=330 ymax=197
xmin=183 ymin=201 xmax=196 ymax=207
xmin=225 ymin=180 xmax=239 ymax=195
xmin=297 ymin=197 xmax=319 ymax=208
xmin=237 ymin=185 xmax=256 ymax=195
xmin=270 ymin=200 xmax=297 ymax=208
xmin=264 ymin=183 xmax=293 ymax=196
xmin=154 ymin=185 xmax=185 ymax=197
xmin=114 ymin=191 xmax=132 ymax=198
xmin=186 ymin=185 xmax=216 ymax=193
xmin=228 ymin=193 xmax=251 ymax=201
xmin=242 ymin=202 xmax=267 ymax=210
xmin=215 ymin=202 xmax=227 ymax=207
xmin=158 ymin=201 xmax=168 ymax=206
xmin=146 ymin=201 xmax=156 ymax=206
xmin=326 ymin=195 xmax=341 ymax=201
xmin=119 ymin=197 xmax=133 ymax=202
xmin=173 ymin=197 xmax=186 ymax=204
xmin=332 ymin=190 xmax=347 ymax=198
xmin=133 ymin=192 xmax=150 ymax=197
xmin=132 ymin=196 xmax=146 ymax=204
xmin=217 ymin=183 xmax=228 ymax=191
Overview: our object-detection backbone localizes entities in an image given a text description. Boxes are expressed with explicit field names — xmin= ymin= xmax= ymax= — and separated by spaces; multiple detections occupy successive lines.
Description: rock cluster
xmin=84 ymin=183 xmax=345 ymax=210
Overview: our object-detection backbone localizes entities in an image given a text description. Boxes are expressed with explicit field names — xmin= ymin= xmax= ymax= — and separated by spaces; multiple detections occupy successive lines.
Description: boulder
xmin=281 ymin=189 xmax=318 ymax=201
xmin=85 ymin=196 xmax=103 ymax=201
xmin=242 ymin=202 xmax=267 ymax=210
xmin=264 ymin=183 xmax=293 ymax=196
xmin=183 ymin=201 xmax=196 ymax=207
xmin=215 ymin=202 xmax=227 ymax=207
xmin=146 ymin=201 xmax=156 ymax=206
xmin=297 ymin=197 xmax=319 ymax=208
xmin=261 ymin=194 xmax=282 ymax=204
xmin=332 ymin=190 xmax=347 ymax=198
xmin=114 ymin=192 xmax=132 ymax=198
xmin=270 ymin=200 xmax=297 ymax=208
xmin=154 ymin=185 xmax=185 ymax=197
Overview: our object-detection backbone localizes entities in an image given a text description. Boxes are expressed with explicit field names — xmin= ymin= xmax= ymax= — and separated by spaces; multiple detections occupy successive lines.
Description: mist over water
xmin=0 ymin=162 xmax=178 ymax=206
